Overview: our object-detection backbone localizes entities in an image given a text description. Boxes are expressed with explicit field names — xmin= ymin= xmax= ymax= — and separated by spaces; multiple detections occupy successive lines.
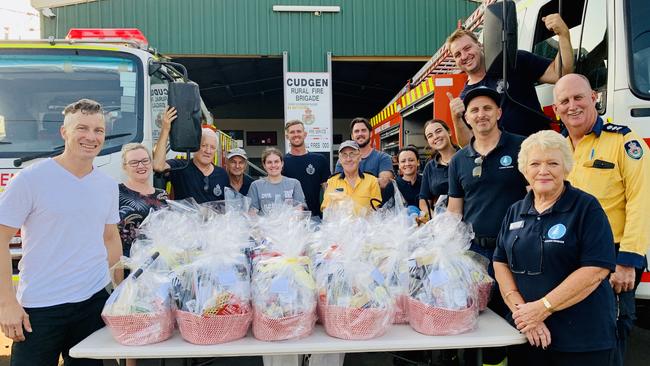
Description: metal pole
xmin=327 ymin=51 xmax=334 ymax=171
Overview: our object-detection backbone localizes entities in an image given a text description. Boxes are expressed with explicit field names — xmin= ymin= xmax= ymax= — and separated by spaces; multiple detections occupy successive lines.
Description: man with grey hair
xmin=153 ymin=106 xmax=229 ymax=203
xmin=555 ymin=73 xmax=650 ymax=365
xmin=226 ymin=147 xmax=254 ymax=196
xmin=0 ymin=99 xmax=122 ymax=365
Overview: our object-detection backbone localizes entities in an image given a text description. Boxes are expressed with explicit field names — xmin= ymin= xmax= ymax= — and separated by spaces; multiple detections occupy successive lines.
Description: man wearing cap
xmin=322 ymin=140 xmax=381 ymax=215
xmin=446 ymin=87 xmax=528 ymax=366
xmin=226 ymin=147 xmax=254 ymax=196
xmin=283 ymin=120 xmax=331 ymax=217
xmin=445 ymin=13 xmax=573 ymax=146
xmin=152 ymin=106 xmax=229 ymax=203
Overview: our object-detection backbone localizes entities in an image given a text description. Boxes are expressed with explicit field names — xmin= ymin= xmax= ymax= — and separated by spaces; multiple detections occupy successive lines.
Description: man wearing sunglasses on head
xmin=447 ymin=86 xmax=528 ymax=366
xmin=153 ymin=106 xmax=229 ymax=203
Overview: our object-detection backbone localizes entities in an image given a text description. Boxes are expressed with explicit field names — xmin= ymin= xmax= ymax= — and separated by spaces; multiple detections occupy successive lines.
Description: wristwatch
xmin=541 ymin=296 xmax=554 ymax=313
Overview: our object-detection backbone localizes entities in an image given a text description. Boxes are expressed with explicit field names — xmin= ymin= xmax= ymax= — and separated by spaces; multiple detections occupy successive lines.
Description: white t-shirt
xmin=0 ymin=159 xmax=119 ymax=307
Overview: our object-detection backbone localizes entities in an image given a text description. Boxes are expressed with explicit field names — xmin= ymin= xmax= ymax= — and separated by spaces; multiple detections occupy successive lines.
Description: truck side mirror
xmin=167 ymin=82 xmax=202 ymax=152
xmin=483 ymin=0 xmax=518 ymax=76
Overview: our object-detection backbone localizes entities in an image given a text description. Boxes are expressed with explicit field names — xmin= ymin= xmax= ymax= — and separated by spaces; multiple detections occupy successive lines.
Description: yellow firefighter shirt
xmin=321 ymin=172 xmax=381 ymax=215
xmin=566 ymin=117 xmax=650 ymax=267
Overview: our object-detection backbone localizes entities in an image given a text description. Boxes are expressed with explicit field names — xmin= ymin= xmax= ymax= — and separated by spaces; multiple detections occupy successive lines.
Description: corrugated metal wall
xmin=41 ymin=0 xmax=478 ymax=71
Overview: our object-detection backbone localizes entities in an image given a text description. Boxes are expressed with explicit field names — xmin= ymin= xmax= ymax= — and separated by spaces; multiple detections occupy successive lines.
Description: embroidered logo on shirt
xmin=499 ymin=155 xmax=513 ymax=167
xmin=306 ymin=163 xmax=316 ymax=175
xmin=624 ymin=140 xmax=644 ymax=160
xmin=213 ymin=184 xmax=222 ymax=197
xmin=547 ymin=224 xmax=567 ymax=240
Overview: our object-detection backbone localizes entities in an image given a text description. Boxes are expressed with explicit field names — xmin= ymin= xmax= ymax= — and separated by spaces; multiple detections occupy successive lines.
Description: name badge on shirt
xmin=509 ymin=220 xmax=524 ymax=230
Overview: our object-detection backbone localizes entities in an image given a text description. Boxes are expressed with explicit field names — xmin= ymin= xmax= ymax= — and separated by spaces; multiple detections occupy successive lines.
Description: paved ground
xmin=2 ymin=302 xmax=650 ymax=366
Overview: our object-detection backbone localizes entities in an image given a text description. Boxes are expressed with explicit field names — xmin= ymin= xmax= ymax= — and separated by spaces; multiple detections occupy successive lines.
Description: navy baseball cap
xmin=463 ymin=86 xmax=501 ymax=108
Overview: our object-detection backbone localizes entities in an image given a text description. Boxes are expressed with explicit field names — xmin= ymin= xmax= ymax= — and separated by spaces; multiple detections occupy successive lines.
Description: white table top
xmin=70 ymin=309 xmax=525 ymax=359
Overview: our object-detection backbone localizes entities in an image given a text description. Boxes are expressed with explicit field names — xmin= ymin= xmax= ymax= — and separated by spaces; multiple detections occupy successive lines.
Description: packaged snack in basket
xmin=314 ymin=207 xmax=395 ymax=340
xmin=171 ymin=204 xmax=254 ymax=345
xmin=363 ymin=208 xmax=413 ymax=324
xmin=250 ymin=203 xmax=317 ymax=341
xmin=102 ymin=251 xmax=175 ymax=345
xmin=457 ymin=251 xmax=494 ymax=312
xmin=407 ymin=213 xmax=479 ymax=335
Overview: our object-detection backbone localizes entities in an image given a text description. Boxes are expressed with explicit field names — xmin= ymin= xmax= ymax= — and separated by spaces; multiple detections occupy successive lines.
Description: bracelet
xmin=504 ymin=290 xmax=519 ymax=300
xmin=541 ymin=296 xmax=554 ymax=313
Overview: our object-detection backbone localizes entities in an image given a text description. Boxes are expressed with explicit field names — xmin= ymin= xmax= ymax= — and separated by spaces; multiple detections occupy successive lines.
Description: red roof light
xmin=66 ymin=28 xmax=148 ymax=46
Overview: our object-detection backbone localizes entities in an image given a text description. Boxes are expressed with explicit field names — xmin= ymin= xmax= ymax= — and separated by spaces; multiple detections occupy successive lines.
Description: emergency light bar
xmin=65 ymin=28 xmax=149 ymax=47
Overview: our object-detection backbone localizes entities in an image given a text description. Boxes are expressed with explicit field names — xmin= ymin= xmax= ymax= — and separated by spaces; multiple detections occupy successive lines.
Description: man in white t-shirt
xmin=0 ymin=99 xmax=121 ymax=366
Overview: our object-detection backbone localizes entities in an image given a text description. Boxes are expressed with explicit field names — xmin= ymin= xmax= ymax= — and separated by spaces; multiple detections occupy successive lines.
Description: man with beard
xmin=335 ymin=117 xmax=393 ymax=189
xmin=282 ymin=120 xmax=330 ymax=217
xmin=446 ymin=13 xmax=573 ymax=146
xmin=153 ymin=106 xmax=229 ymax=203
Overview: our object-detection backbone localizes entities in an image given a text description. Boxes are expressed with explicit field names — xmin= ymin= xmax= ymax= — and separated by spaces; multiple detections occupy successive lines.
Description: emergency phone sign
xmin=284 ymin=72 xmax=332 ymax=152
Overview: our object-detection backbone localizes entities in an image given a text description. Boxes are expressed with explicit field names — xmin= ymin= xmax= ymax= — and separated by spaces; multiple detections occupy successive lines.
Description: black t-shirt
xmin=166 ymin=159 xmax=229 ymax=203
xmin=460 ymin=50 xmax=552 ymax=137
xmin=283 ymin=152 xmax=330 ymax=217
xmin=419 ymin=157 xmax=451 ymax=201
xmin=118 ymin=184 xmax=168 ymax=256
xmin=448 ymin=131 xmax=528 ymax=238
xmin=494 ymin=182 xmax=617 ymax=352
xmin=395 ymin=174 xmax=422 ymax=207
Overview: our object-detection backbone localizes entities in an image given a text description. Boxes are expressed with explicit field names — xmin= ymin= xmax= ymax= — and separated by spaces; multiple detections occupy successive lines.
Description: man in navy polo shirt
xmin=282 ymin=120 xmax=330 ymax=217
xmin=447 ymin=86 xmax=528 ymax=366
xmin=448 ymin=87 xmax=528 ymax=261
xmin=152 ymin=107 xmax=229 ymax=204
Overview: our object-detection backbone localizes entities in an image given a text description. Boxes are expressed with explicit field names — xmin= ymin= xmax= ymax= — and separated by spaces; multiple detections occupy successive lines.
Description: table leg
xmin=476 ymin=348 xmax=483 ymax=366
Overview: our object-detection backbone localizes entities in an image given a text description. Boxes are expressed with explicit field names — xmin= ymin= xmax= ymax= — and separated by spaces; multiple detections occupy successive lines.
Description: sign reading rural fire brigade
xmin=284 ymin=72 xmax=332 ymax=152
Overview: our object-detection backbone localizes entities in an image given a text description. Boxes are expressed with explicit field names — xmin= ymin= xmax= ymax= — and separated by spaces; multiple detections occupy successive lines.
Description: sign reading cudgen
xmin=284 ymin=72 xmax=332 ymax=152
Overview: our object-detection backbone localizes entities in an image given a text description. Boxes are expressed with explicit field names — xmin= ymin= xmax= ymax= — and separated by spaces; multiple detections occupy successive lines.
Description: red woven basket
xmin=393 ymin=295 xmax=409 ymax=324
xmin=252 ymin=307 xmax=316 ymax=341
xmin=477 ymin=281 xmax=494 ymax=311
xmin=175 ymin=310 xmax=251 ymax=345
xmin=102 ymin=311 xmax=174 ymax=345
xmin=407 ymin=297 xmax=477 ymax=336
xmin=318 ymin=302 xmax=391 ymax=340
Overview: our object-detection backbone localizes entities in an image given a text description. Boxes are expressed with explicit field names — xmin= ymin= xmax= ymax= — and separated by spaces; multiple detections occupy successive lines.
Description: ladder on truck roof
xmin=374 ymin=0 xmax=496 ymax=121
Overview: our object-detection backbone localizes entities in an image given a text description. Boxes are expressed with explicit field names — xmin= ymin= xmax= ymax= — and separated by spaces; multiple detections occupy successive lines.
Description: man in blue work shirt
xmin=447 ymin=86 xmax=528 ymax=366
xmin=282 ymin=120 xmax=330 ymax=217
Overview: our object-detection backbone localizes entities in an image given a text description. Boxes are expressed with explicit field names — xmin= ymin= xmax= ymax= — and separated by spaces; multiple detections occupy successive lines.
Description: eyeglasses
xmin=509 ymin=235 xmax=543 ymax=276
xmin=126 ymin=158 xmax=151 ymax=167
xmin=340 ymin=152 xmax=360 ymax=160
xmin=472 ymin=155 xmax=484 ymax=177
xmin=203 ymin=176 xmax=210 ymax=192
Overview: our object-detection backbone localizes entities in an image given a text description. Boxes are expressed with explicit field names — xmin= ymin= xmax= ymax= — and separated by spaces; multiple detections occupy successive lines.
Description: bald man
xmin=153 ymin=106 xmax=229 ymax=203
xmin=555 ymin=73 xmax=650 ymax=365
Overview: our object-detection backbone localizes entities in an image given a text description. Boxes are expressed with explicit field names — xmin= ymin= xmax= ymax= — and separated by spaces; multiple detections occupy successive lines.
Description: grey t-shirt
xmin=247 ymin=176 xmax=306 ymax=214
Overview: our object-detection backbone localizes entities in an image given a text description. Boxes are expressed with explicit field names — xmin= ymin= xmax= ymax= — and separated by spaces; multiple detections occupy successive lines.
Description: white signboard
xmin=150 ymin=83 xmax=169 ymax=142
xmin=284 ymin=72 xmax=332 ymax=152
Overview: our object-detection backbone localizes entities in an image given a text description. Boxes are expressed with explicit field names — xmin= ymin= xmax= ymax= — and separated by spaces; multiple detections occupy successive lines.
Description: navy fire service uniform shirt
xmin=494 ymin=182 xmax=617 ymax=352
xmin=460 ymin=51 xmax=552 ymax=137
xmin=166 ymin=159 xmax=230 ymax=203
xmin=419 ymin=157 xmax=451 ymax=202
xmin=448 ymin=131 xmax=528 ymax=240
xmin=283 ymin=152 xmax=330 ymax=217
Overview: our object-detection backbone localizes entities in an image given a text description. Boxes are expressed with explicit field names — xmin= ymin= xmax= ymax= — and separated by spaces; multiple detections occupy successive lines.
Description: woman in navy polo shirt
xmin=395 ymin=146 xmax=422 ymax=210
xmin=418 ymin=119 xmax=459 ymax=216
xmin=494 ymin=131 xmax=617 ymax=365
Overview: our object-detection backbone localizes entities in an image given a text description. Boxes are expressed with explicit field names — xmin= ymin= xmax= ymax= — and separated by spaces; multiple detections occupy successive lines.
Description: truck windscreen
xmin=0 ymin=51 xmax=143 ymax=158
